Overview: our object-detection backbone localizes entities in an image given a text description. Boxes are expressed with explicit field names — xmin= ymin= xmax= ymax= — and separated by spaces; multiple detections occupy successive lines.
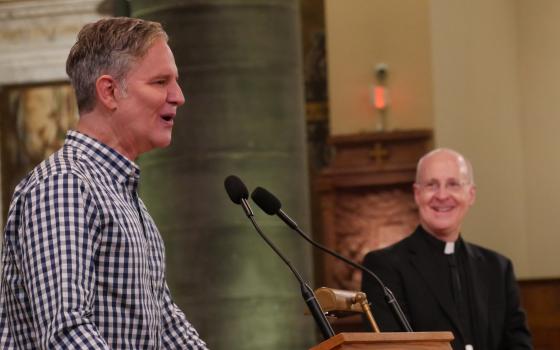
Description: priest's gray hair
xmin=415 ymin=148 xmax=475 ymax=184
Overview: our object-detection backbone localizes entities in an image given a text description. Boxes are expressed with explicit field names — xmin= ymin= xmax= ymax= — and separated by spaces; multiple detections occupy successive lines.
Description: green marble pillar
xmin=133 ymin=1 xmax=315 ymax=349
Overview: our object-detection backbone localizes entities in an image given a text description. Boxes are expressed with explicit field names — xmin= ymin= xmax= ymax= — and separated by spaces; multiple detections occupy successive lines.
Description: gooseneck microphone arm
xmin=250 ymin=186 xmax=413 ymax=333
xmin=224 ymin=176 xmax=335 ymax=340
xmin=289 ymin=220 xmax=412 ymax=332
xmin=244 ymin=214 xmax=335 ymax=340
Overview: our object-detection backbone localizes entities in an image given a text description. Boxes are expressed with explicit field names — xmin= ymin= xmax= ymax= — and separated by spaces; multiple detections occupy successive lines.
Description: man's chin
xmin=422 ymin=218 xmax=460 ymax=236
xmin=152 ymin=135 xmax=173 ymax=149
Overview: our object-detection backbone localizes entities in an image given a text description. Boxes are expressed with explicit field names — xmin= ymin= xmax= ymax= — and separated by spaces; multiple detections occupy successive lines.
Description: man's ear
xmin=468 ymin=184 xmax=476 ymax=206
xmin=413 ymin=183 xmax=421 ymax=206
xmin=95 ymin=75 xmax=118 ymax=110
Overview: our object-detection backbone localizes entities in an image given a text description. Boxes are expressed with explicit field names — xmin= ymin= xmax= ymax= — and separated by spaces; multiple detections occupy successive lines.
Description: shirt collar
xmin=65 ymin=130 xmax=140 ymax=190
xmin=417 ymin=225 xmax=465 ymax=255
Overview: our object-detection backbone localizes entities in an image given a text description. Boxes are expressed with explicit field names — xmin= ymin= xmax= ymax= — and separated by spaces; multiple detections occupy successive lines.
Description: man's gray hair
xmin=415 ymin=148 xmax=475 ymax=184
xmin=66 ymin=17 xmax=168 ymax=113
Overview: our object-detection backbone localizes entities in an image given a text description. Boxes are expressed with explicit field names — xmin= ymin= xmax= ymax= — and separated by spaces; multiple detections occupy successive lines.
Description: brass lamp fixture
xmin=314 ymin=287 xmax=380 ymax=333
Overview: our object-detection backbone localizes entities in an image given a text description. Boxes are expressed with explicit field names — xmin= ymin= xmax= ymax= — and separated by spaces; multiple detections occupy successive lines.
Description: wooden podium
xmin=310 ymin=332 xmax=454 ymax=350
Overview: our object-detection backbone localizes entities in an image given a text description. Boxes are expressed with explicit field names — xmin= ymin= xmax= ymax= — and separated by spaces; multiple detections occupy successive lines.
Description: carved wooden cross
xmin=369 ymin=142 xmax=389 ymax=163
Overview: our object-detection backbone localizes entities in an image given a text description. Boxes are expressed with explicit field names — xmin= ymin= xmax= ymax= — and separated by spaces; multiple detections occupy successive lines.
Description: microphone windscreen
xmin=251 ymin=187 xmax=282 ymax=215
xmin=224 ymin=175 xmax=249 ymax=204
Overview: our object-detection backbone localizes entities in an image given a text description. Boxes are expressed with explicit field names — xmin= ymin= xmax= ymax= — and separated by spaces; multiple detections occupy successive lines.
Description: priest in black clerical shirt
xmin=361 ymin=149 xmax=532 ymax=350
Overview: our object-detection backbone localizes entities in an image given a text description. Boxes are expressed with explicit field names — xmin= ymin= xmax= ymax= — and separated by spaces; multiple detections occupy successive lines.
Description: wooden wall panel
xmin=519 ymin=279 xmax=560 ymax=350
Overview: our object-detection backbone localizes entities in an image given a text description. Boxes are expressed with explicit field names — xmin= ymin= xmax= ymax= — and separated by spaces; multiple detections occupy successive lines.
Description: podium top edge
xmin=336 ymin=332 xmax=454 ymax=341
xmin=310 ymin=332 xmax=454 ymax=350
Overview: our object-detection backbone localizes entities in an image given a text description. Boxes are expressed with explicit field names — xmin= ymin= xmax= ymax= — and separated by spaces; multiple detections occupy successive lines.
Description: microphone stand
xmin=249 ymin=186 xmax=412 ymax=332
xmin=240 ymin=199 xmax=335 ymax=340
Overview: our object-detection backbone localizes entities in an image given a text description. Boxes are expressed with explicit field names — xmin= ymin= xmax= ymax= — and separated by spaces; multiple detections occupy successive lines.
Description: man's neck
xmin=76 ymin=111 xmax=138 ymax=161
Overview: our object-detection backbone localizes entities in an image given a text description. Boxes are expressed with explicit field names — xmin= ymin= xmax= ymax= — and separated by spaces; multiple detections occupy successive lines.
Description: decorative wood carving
xmin=314 ymin=130 xmax=432 ymax=291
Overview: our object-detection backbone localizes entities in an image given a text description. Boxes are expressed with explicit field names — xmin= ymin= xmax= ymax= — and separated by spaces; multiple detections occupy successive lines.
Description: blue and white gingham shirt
xmin=0 ymin=130 xmax=208 ymax=349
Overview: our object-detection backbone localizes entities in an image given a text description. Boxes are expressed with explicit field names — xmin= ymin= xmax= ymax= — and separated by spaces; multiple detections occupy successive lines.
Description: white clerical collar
xmin=444 ymin=241 xmax=455 ymax=255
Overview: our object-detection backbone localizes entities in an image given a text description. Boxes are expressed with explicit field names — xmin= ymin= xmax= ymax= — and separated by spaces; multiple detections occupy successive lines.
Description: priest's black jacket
xmin=361 ymin=226 xmax=532 ymax=350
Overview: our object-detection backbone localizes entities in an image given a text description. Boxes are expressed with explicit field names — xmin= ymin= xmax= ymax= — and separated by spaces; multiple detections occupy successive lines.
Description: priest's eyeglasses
xmin=416 ymin=180 xmax=470 ymax=194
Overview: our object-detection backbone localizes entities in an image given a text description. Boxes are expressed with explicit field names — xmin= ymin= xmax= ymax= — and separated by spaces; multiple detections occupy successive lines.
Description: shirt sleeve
xmin=160 ymin=281 xmax=208 ymax=350
xmin=19 ymin=173 xmax=110 ymax=349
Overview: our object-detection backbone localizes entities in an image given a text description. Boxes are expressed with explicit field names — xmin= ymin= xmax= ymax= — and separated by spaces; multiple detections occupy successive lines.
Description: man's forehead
xmin=125 ymin=39 xmax=178 ymax=77
xmin=422 ymin=175 xmax=465 ymax=183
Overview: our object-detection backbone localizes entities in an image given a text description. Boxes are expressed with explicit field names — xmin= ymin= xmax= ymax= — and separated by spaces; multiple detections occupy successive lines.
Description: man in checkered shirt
xmin=0 ymin=17 xmax=208 ymax=349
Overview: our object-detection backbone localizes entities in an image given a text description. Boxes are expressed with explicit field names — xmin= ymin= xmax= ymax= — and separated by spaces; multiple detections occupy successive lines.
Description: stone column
xmin=133 ymin=1 xmax=315 ymax=349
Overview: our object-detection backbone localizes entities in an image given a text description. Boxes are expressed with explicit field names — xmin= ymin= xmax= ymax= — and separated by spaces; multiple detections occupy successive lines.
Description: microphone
xmin=223 ymin=175 xmax=335 ymax=340
xmin=224 ymin=175 xmax=253 ymax=217
xmin=250 ymin=186 xmax=413 ymax=332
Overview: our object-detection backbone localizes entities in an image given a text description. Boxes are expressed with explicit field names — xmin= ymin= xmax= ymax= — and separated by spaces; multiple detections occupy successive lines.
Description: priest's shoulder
xmin=465 ymin=240 xmax=514 ymax=268
xmin=362 ymin=233 xmax=413 ymax=263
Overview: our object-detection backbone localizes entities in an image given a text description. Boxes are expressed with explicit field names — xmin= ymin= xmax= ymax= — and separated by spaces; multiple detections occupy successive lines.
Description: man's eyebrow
xmin=152 ymin=73 xmax=172 ymax=79
xmin=150 ymin=73 xmax=179 ymax=82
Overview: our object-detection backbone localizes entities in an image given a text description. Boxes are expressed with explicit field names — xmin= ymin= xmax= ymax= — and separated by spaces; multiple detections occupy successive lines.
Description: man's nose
xmin=169 ymin=81 xmax=186 ymax=107
xmin=434 ymin=185 xmax=450 ymax=198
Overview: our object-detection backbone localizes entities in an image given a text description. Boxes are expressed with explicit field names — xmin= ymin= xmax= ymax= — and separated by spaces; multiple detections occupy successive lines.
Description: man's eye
xmin=426 ymin=183 xmax=438 ymax=190
xmin=447 ymin=182 xmax=461 ymax=190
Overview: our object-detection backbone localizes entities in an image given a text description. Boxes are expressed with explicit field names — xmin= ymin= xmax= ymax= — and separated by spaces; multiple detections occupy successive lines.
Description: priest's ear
xmin=95 ymin=75 xmax=121 ymax=111
xmin=467 ymin=184 xmax=476 ymax=206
